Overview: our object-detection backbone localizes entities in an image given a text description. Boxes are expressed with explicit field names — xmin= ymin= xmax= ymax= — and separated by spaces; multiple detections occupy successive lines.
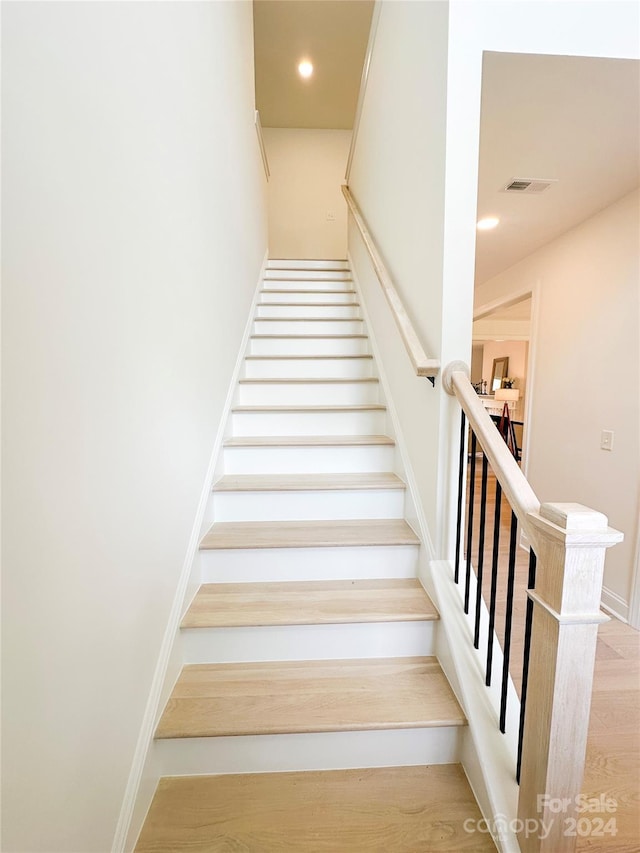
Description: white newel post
xmin=517 ymin=503 xmax=623 ymax=853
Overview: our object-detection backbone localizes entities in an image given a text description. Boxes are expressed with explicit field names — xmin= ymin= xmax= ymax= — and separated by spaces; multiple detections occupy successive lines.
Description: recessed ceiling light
xmin=298 ymin=60 xmax=313 ymax=79
xmin=477 ymin=217 xmax=500 ymax=231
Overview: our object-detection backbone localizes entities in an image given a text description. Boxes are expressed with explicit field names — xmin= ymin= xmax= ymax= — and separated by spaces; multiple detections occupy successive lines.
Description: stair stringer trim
xmin=429 ymin=559 xmax=521 ymax=853
xmin=112 ymin=251 xmax=269 ymax=853
xmin=348 ymin=252 xmax=520 ymax=851
xmin=347 ymin=254 xmax=435 ymax=562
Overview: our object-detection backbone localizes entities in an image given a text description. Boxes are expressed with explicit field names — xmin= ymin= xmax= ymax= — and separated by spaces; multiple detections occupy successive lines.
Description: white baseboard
xmin=112 ymin=251 xmax=268 ymax=853
xmin=428 ymin=559 xmax=520 ymax=853
xmin=600 ymin=585 xmax=629 ymax=623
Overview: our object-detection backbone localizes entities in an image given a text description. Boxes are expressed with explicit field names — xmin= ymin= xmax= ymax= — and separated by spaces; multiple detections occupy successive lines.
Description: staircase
xmin=135 ymin=260 xmax=495 ymax=851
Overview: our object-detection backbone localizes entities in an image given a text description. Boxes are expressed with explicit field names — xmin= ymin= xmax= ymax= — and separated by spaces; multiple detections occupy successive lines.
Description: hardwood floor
xmin=465 ymin=459 xmax=640 ymax=850
xmin=135 ymin=766 xmax=497 ymax=852
xmin=182 ymin=578 xmax=438 ymax=628
xmin=155 ymin=657 xmax=466 ymax=739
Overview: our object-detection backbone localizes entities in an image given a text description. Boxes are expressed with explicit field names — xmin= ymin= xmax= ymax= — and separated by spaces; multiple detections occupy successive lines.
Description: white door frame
xmin=472 ymin=284 xmax=539 ymax=483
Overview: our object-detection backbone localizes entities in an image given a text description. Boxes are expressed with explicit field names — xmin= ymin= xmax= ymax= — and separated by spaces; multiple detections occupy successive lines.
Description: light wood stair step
xmin=244 ymin=353 xmax=373 ymax=360
xmin=257 ymin=300 xmax=360 ymax=307
xmin=155 ymin=656 xmax=466 ymax=739
xmin=251 ymin=333 xmax=367 ymax=340
xmin=267 ymin=258 xmax=349 ymax=269
xmin=261 ymin=288 xmax=355 ymax=295
xmin=211 ymin=473 xmax=405 ymax=493
xmin=237 ymin=377 xmax=379 ymax=385
xmin=223 ymin=435 xmax=394 ymax=447
xmin=255 ymin=316 xmax=362 ymax=322
xmin=199 ymin=518 xmax=419 ymax=550
xmin=135 ymin=765 xmax=495 ymax=852
xmin=231 ymin=404 xmax=385 ymax=413
xmin=182 ymin=579 xmax=438 ymax=628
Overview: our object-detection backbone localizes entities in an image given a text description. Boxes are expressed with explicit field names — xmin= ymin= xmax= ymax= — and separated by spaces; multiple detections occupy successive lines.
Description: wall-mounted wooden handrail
xmin=342 ymin=185 xmax=440 ymax=380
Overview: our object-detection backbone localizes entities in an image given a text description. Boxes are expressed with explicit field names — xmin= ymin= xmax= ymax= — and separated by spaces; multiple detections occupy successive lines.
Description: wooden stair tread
xmin=265 ymin=278 xmax=353 ymax=283
xmin=238 ymin=377 xmax=379 ymax=385
xmin=212 ymin=473 xmax=405 ymax=492
xmin=255 ymin=316 xmax=362 ymax=322
xmin=258 ymin=301 xmax=360 ymax=307
xmin=244 ymin=354 xmax=373 ymax=360
xmin=135 ymin=765 xmax=495 ymax=852
xmin=223 ymin=435 xmax=394 ymax=447
xmin=251 ymin=333 xmax=367 ymax=339
xmin=261 ymin=288 xmax=356 ymax=295
xmin=199 ymin=519 xmax=420 ymax=550
xmin=231 ymin=404 xmax=385 ymax=412
xmin=155 ymin=657 xmax=466 ymax=739
xmin=182 ymin=579 xmax=439 ymax=628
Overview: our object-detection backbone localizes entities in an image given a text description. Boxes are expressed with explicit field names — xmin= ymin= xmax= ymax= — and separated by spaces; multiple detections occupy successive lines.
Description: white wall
xmin=1 ymin=3 xmax=267 ymax=851
xmin=474 ymin=190 xmax=639 ymax=616
xmin=264 ymin=128 xmax=350 ymax=259
xmin=347 ymin=0 xmax=449 ymax=545
xmin=439 ymin=0 xmax=640 ymax=557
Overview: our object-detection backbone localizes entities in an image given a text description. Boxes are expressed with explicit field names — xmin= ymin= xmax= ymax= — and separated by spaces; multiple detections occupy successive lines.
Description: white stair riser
xmin=222 ymin=444 xmax=395 ymax=475
xmin=207 ymin=489 xmax=405 ymax=523
xmin=243 ymin=357 xmax=374 ymax=379
xmin=264 ymin=269 xmax=352 ymax=282
xmin=261 ymin=290 xmax=356 ymax=304
xmin=231 ymin=409 xmax=387 ymax=436
xmin=250 ymin=337 xmax=369 ymax=357
xmin=267 ymin=259 xmax=349 ymax=271
xmin=199 ymin=544 xmax=419 ymax=583
xmin=256 ymin=304 xmax=360 ymax=319
xmin=155 ymin=727 xmax=462 ymax=776
xmin=253 ymin=319 xmax=364 ymax=336
xmin=181 ymin=621 xmax=436 ymax=664
xmin=236 ymin=382 xmax=380 ymax=407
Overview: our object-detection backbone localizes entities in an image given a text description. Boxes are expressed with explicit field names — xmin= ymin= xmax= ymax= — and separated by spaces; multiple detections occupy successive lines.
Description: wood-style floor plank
xmin=199 ymin=519 xmax=420 ymax=550
xmin=155 ymin=657 xmax=465 ymax=739
xmin=181 ymin=579 xmax=438 ymax=628
xmin=223 ymin=434 xmax=395 ymax=447
xmin=211 ymin=472 xmax=405 ymax=492
xmin=135 ymin=765 xmax=496 ymax=852
xmin=231 ymin=404 xmax=386 ymax=412
xmin=237 ymin=377 xmax=379 ymax=384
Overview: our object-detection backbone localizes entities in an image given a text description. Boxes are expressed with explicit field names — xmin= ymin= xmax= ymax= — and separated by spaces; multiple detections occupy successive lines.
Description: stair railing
xmin=443 ymin=361 xmax=623 ymax=853
xmin=342 ymin=185 xmax=440 ymax=382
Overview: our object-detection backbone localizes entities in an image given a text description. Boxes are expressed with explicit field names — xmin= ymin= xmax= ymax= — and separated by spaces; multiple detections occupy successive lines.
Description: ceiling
xmin=253 ymin=0 xmax=374 ymax=129
xmin=253 ymin=11 xmax=639 ymax=286
xmin=475 ymin=52 xmax=640 ymax=286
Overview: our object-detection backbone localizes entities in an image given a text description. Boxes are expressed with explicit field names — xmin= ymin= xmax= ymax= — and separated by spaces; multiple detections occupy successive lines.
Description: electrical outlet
xmin=601 ymin=430 xmax=614 ymax=451
xmin=326 ymin=211 xmax=335 ymax=221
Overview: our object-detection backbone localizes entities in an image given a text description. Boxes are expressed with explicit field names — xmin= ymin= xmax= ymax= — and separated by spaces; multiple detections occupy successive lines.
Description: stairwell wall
xmin=348 ymin=0 xmax=639 ymax=565
xmin=263 ymin=128 xmax=351 ymax=259
xmin=1 ymin=3 xmax=267 ymax=851
xmin=347 ymin=0 xmax=449 ymax=549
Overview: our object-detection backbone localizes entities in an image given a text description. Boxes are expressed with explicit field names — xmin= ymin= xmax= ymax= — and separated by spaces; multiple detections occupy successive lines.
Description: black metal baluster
xmin=485 ymin=480 xmax=502 ymax=686
xmin=517 ymin=549 xmax=538 ymax=783
xmin=474 ymin=454 xmax=489 ymax=648
xmin=499 ymin=511 xmax=519 ymax=733
xmin=454 ymin=411 xmax=467 ymax=584
xmin=464 ymin=432 xmax=477 ymax=613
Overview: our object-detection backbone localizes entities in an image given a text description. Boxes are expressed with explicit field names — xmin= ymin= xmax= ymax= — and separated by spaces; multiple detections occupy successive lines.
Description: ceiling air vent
xmin=502 ymin=178 xmax=558 ymax=194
